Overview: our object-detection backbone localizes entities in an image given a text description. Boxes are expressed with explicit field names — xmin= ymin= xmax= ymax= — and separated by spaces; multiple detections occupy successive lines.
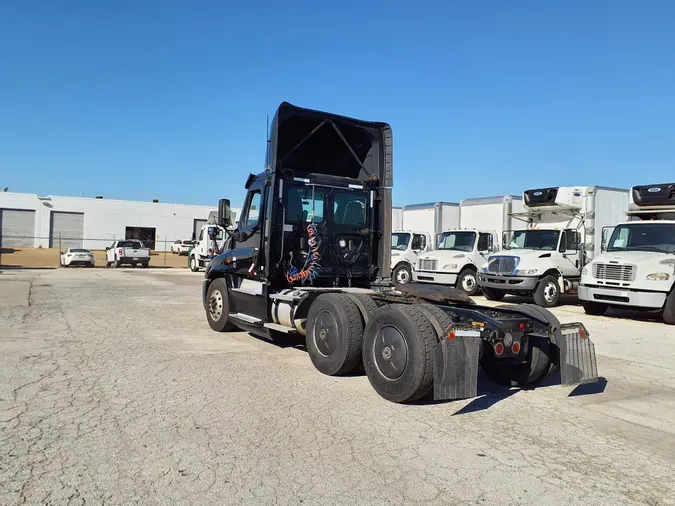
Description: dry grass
xmin=0 ymin=247 xmax=190 ymax=269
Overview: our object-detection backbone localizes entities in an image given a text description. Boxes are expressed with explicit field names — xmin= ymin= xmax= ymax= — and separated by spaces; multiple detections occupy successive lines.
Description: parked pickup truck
xmin=106 ymin=240 xmax=150 ymax=268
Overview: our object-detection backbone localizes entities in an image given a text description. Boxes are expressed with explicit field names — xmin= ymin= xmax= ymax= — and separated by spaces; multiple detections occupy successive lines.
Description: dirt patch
xmin=0 ymin=248 xmax=190 ymax=269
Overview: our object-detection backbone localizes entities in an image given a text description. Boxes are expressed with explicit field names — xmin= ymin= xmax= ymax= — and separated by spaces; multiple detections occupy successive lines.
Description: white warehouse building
xmin=0 ymin=192 xmax=241 ymax=252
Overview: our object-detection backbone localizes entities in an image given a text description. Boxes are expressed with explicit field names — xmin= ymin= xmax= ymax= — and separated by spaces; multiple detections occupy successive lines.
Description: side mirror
xmin=218 ymin=199 xmax=232 ymax=228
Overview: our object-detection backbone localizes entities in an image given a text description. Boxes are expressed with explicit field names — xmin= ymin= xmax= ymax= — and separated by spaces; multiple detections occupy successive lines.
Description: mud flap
xmin=434 ymin=336 xmax=482 ymax=401
xmin=556 ymin=323 xmax=599 ymax=386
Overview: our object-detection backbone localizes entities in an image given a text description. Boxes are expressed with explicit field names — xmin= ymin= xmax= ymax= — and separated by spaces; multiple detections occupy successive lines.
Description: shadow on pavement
xmin=568 ymin=377 xmax=608 ymax=396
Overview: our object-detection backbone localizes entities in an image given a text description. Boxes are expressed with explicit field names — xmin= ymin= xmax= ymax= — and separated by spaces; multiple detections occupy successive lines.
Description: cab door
xmin=559 ymin=229 xmax=581 ymax=276
xmin=230 ymin=178 xmax=266 ymax=279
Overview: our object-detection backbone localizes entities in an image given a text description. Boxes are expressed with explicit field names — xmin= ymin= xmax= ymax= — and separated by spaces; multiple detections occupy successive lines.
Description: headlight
xmin=338 ymin=239 xmax=347 ymax=248
xmin=515 ymin=269 xmax=538 ymax=275
xmin=646 ymin=273 xmax=670 ymax=281
xmin=442 ymin=264 xmax=458 ymax=270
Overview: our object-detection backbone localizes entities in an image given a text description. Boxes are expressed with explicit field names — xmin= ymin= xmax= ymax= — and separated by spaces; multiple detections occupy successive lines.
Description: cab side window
xmin=411 ymin=234 xmax=426 ymax=251
xmin=240 ymin=190 xmax=262 ymax=228
xmin=477 ymin=233 xmax=490 ymax=251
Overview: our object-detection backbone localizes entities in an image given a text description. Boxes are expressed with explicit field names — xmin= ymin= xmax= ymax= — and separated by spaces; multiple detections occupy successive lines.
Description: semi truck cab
xmin=579 ymin=182 xmax=675 ymax=323
xmin=414 ymin=229 xmax=498 ymax=296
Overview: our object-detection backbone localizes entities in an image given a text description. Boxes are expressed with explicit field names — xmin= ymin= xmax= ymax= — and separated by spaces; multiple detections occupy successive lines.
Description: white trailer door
xmin=0 ymin=209 xmax=36 ymax=247
xmin=50 ymin=212 xmax=84 ymax=249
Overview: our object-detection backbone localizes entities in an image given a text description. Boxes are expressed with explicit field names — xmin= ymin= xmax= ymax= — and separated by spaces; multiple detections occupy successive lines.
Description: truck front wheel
xmin=392 ymin=264 xmax=412 ymax=286
xmin=306 ymin=294 xmax=364 ymax=376
xmin=458 ymin=268 xmax=479 ymax=296
xmin=190 ymin=256 xmax=199 ymax=272
xmin=662 ymin=290 xmax=675 ymax=325
xmin=206 ymin=278 xmax=235 ymax=332
xmin=362 ymin=304 xmax=436 ymax=403
xmin=482 ymin=287 xmax=505 ymax=301
xmin=533 ymin=275 xmax=560 ymax=307
xmin=582 ymin=301 xmax=608 ymax=316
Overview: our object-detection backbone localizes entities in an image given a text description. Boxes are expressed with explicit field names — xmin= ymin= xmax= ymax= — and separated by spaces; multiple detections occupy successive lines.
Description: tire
xmin=190 ymin=256 xmax=199 ymax=272
xmin=582 ymin=301 xmax=608 ymax=316
xmin=482 ymin=286 xmax=505 ymax=301
xmin=106 ymin=261 xmax=111 ymax=268
xmin=115 ymin=260 xmax=121 ymax=268
xmin=306 ymin=294 xmax=364 ymax=376
xmin=362 ymin=304 xmax=437 ymax=403
xmin=533 ymin=275 xmax=560 ymax=307
xmin=392 ymin=263 xmax=412 ymax=286
xmin=662 ymin=290 xmax=675 ymax=325
xmin=457 ymin=268 xmax=479 ymax=296
xmin=142 ymin=263 xmax=149 ymax=268
xmin=350 ymin=294 xmax=384 ymax=373
xmin=481 ymin=304 xmax=555 ymax=386
xmin=206 ymin=278 xmax=236 ymax=332
xmin=131 ymin=263 xmax=137 ymax=268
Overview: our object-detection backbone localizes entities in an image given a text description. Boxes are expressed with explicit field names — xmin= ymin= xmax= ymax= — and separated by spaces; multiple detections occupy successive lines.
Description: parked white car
xmin=171 ymin=240 xmax=195 ymax=255
xmin=60 ymin=248 xmax=95 ymax=267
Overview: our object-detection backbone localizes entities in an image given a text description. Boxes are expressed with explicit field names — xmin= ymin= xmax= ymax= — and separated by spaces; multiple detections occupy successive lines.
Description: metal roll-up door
xmin=0 ymin=209 xmax=36 ymax=247
xmin=50 ymin=212 xmax=84 ymax=249
xmin=193 ymin=219 xmax=207 ymax=240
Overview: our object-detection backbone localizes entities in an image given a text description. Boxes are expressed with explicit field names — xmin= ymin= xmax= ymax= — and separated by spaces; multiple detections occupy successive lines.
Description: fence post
xmin=58 ymin=233 xmax=62 ymax=268
xmin=163 ymin=237 xmax=167 ymax=269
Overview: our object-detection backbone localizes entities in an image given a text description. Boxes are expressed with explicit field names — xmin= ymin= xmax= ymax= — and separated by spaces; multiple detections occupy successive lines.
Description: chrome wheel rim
xmin=544 ymin=282 xmax=558 ymax=303
xmin=462 ymin=273 xmax=476 ymax=292
xmin=396 ymin=268 xmax=410 ymax=284
xmin=209 ymin=289 xmax=223 ymax=320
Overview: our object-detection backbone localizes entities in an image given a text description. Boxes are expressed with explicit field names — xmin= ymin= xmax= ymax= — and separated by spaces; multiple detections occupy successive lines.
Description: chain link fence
xmin=0 ymin=235 xmax=196 ymax=269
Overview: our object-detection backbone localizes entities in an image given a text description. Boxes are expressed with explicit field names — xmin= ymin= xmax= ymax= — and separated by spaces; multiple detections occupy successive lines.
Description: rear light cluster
xmin=494 ymin=339 xmax=521 ymax=356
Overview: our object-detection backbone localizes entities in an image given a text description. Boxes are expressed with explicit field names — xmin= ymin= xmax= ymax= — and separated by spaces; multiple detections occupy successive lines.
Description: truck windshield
xmin=607 ymin=223 xmax=675 ymax=254
xmin=504 ymin=230 xmax=559 ymax=251
xmin=437 ymin=231 xmax=476 ymax=252
xmin=392 ymin=233 xmax=411 ymax=251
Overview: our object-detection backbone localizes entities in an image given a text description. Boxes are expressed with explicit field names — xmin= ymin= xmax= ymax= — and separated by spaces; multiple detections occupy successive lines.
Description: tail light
xmin=512 ymin=341 xmax=521 ymax=354
xmin=494 ymin=342 xmax=504 ymax=356
xmin=119 ymin=248 xmax=123 ymax=256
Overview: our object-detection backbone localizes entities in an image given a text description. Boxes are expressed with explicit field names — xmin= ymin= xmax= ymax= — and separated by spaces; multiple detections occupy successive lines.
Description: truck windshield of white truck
xmin=607 ymin=223 xmax=675 ymax=254
xmin=437 ymin=231 xmax=475 ymax=252
xmin=504 ymin=230 xmax=559 ymax=251
xmin=392 ymin=233 xmax=410 ymax=251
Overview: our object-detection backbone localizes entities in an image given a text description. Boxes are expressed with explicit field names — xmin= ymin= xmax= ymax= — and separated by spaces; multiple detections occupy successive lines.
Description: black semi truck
xmin=201 ymin=102 xmax=598 ymax=403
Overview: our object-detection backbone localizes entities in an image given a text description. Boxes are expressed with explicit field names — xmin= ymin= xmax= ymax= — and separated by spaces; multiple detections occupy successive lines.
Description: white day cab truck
xmin=189 ymin=223 xmax=228 ymax=272
xmin=579 ymin=182 xmax=675 ymax=323
xmin=389 ymin=202 xmax=459 ymax=286
xmin=414 ymin=195 xmax=525 ymax=296
xmin=478 ymin=186 xmax=628 ymax=307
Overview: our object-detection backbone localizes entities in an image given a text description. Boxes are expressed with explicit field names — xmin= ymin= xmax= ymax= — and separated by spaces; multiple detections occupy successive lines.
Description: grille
xmin=593 ymin=263 xmax=636 ymax=282
xmin=487 ymin=256 xmax=518 ymax=275
xmin=418 ymin=259 xmax=437 ymax=271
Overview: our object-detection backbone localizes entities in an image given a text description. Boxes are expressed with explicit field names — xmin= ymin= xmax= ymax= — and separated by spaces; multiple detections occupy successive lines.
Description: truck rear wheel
xmin=482 ymin=287 xmax=505 ymax=301
xmin=533 ymin=275 xmax=560 ymax=307
xmin=349 ymin=294 xmax=384 ymax=373
xmin=481 ymin=304 xmax=554 ymax=386
xmin=306 ymin=294 xmax=364 ymax=376
xmin=362 ymin=304 xmax=436 ymax=403
xmin=582 ymin=301 xmax=608 ymax=316
xmin=206 ymin=278 xmax=236 ymax=332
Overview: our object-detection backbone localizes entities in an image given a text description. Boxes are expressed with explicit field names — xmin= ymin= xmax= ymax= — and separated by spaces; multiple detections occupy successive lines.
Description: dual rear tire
xmin=306 ymin=295 xmax=440 ymax=403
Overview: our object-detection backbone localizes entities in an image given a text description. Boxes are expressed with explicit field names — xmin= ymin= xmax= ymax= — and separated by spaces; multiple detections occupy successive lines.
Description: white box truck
xmin=413 ymin=195 xmax=524 ymax=295
xmin=579 ymin=182 xmax=675 ymax=323
xmin=478 ymin=186 xmax=628 ymax=307
xmin=391 ymin=206 xmax=403 ymax=231
xmin=390 ymin=202 xmax=459 ymax=286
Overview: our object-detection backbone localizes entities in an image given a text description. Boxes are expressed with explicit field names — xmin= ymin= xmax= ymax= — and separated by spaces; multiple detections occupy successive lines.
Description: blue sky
xmin=2 ymin=1 xmax=675 ymax=208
